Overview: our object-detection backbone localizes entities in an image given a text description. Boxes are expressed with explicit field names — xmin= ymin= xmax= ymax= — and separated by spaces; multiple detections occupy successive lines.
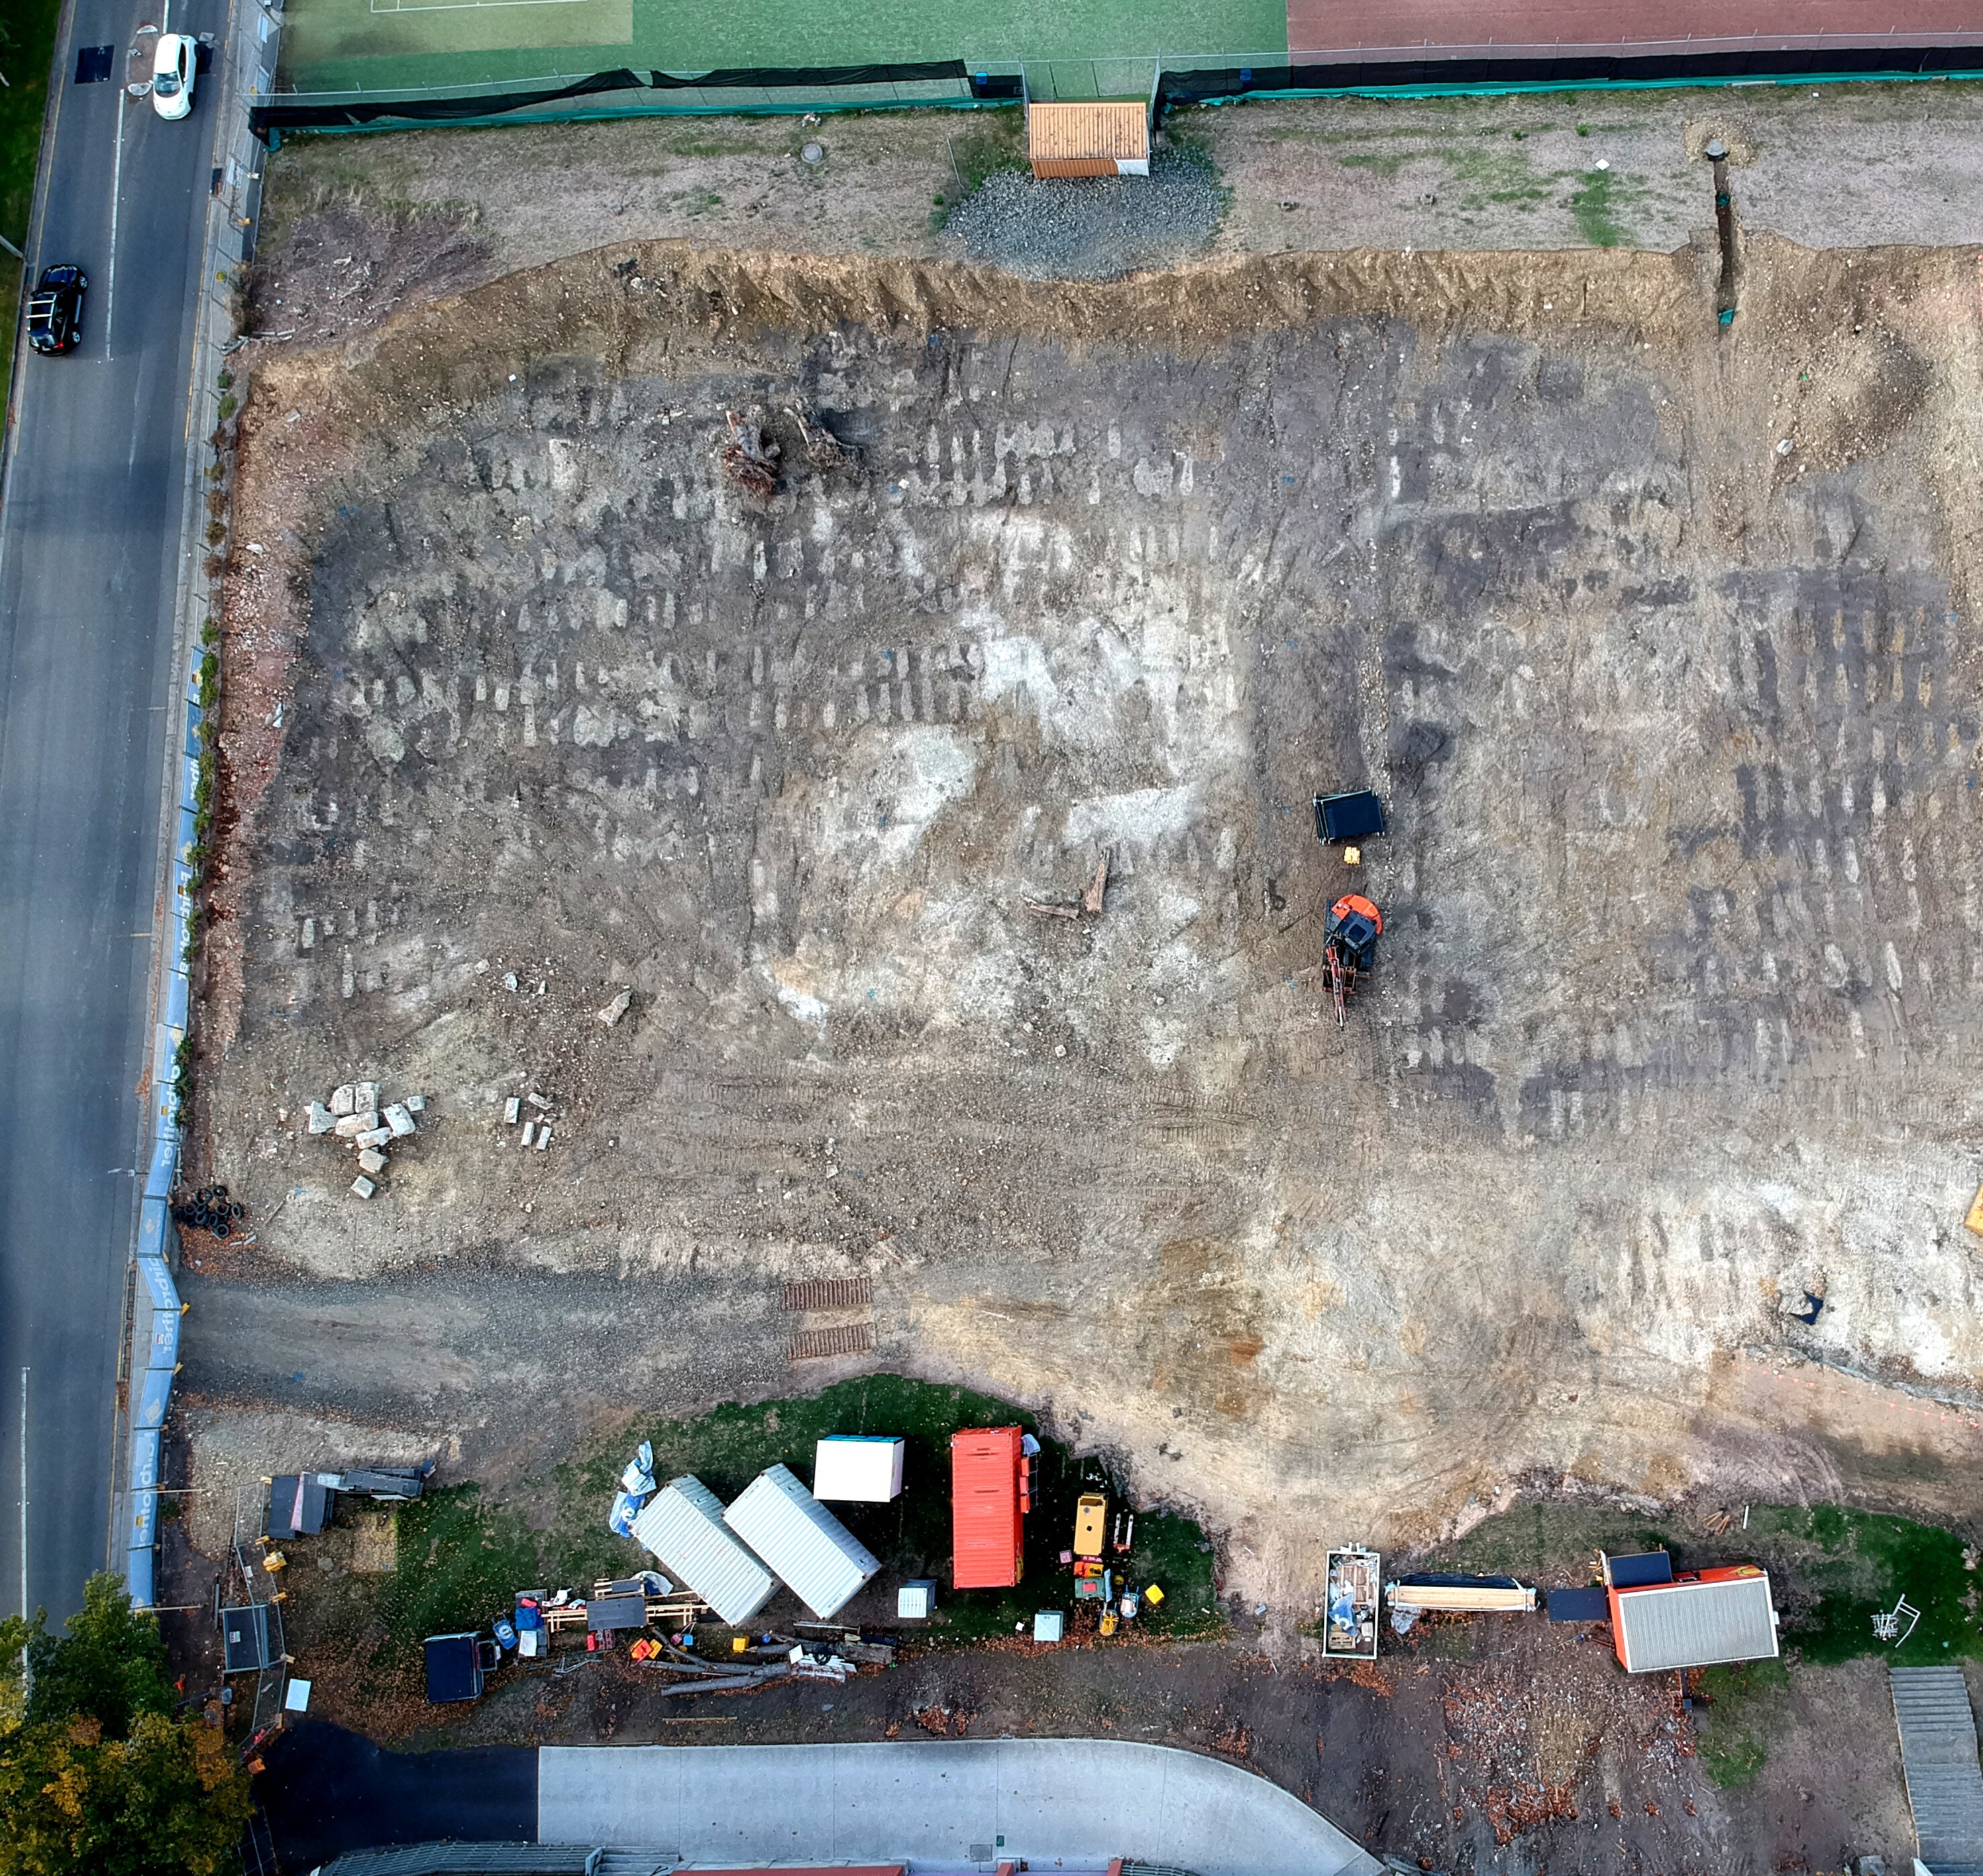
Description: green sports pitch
xmin=279 ymin=0 xmax=1289 ymax=101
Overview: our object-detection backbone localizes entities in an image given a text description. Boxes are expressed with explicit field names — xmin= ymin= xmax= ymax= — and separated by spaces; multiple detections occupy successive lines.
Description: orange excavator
xmin=1323 ymin=893 xmax=1382 ymax=1027
xmin=1313 ymin=788 xmax=1386 ymax=1027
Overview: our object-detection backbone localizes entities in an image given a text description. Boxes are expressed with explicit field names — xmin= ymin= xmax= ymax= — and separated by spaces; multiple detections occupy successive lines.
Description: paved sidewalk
xmin=539 ymin=1738 xmax=1383 ymax=1876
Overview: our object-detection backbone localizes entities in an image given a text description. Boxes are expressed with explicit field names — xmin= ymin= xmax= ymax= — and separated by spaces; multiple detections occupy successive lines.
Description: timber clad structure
xmin=1026 ymin=101 xmax=1151 ymax=177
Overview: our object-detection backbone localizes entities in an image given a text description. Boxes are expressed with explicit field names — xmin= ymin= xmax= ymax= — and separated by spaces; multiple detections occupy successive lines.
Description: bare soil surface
xmin=243 ymin=86 xmax=1983 ymax=342
xmin=182 ymin=233 xmax=1983 ymax=1636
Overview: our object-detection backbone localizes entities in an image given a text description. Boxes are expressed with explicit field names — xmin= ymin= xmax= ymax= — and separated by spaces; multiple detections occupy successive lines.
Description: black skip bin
xmin=1313 ymin=788 xmax=1387 ymax=845
xmin=195 ymin=41 xmax=214 ymax=74
xmin=74 ymin=44 xmax=114 ymax=83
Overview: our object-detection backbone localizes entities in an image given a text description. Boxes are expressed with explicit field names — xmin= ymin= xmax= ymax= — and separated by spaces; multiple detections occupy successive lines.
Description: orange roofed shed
xmin=951 ymin=1426 xmax=1028 ymax=1588
xmin=1027 ymin=102 xmax=1150 ymax=178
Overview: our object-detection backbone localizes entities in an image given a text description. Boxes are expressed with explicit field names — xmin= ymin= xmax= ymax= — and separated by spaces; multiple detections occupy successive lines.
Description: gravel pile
xmin=943 ymin=149 xmax=1225 ymax=281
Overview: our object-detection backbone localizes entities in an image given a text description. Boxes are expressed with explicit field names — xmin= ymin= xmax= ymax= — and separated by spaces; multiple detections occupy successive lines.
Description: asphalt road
xmin=260 ymin=1723 xmax=537 ymax=1867
xmin=0 ymin=0 xmax=224 ymax=1624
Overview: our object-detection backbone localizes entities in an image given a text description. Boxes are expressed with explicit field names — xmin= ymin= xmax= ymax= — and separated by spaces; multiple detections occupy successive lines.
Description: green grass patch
xmin=1744 ymin=1504 xmax=1983 ymax=1665
xmin=1424 ymin=1498 xmax=1983 ymax=1669
xmin=943 ymin=109 xmax=1025 ymax=207
xmin=1693 ymin=1655 xmax=1788 ymax=1788
xmin=0 ymin=0 xmax=59 ymax=377
xmin=590 ymin=1375 xmax=1222 ymax=1643
xmin=1568 ymin=168 xmax=1627 ymax=246
xmin=1336 ymin=151 xmax=1409 ymax=179
xmin=1428 ymin=1499 xmax=1674 ymax=1579
xmin=372 ymin=1481 xmax=627 ymax=1662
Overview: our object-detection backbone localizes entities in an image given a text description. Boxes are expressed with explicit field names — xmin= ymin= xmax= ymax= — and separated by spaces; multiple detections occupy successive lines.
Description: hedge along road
xmin=0 ymin=0 xmax=228 ymax=1624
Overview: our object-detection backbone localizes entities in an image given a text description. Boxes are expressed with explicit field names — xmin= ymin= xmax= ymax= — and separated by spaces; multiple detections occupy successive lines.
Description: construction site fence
xmin=253 ymin=38 xmax=1983 ymax=137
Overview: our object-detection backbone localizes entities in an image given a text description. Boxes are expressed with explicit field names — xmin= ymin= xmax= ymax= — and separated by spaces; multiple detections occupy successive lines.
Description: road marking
xmin=107 ymin=85 xmax=125 ymax=358
xmin=17 ymin=1368 xmax=27 ymax=1620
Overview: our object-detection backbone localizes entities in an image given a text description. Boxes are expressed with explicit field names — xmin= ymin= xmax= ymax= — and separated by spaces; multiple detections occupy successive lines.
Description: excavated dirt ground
xmin=186 ymin=233 xmax=1983 ymax=1638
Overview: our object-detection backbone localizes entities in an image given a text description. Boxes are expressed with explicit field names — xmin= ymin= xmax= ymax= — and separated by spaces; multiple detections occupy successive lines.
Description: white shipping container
xmin=630 ymin=1477 xmax=775 ymax=1626
xmin=725 ymin=1463 xmax=881 ymax=1620
xmin=812 ymin=1435 xmax=906 ymax=1503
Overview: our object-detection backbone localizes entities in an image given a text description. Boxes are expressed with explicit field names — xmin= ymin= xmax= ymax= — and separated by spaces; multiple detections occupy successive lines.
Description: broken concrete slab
xmin=333 ymin=1115 xmax=366 ymax=1140
xmin=383 ymin=1104 xmax=416 ymax=1137
xmin=596 ymin=988 xmax=633 ymax=1028
xmin=357 ymin=1127 xmax=392 ymax=1149
xmin=358 ymin=1147 xmax=388 ymax=1176
xmin=306 ymin=1103 xmax=335 ymax=1135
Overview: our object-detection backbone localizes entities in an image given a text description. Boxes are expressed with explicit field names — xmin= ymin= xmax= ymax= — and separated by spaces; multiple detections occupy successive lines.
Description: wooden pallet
xmin=780 ymin=1276 xmax=873 ymax=1313
xmin=789 ymin=1321 xmax=874 ymax=1361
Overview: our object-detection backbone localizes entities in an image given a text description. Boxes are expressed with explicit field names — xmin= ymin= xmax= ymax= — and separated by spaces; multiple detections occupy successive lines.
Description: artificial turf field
xmin=280 ymin=0 xmax=1290 ymax=98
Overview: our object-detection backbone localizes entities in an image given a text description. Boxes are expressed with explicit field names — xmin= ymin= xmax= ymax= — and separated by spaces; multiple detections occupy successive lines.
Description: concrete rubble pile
xmin=304 ymin=1078 xmax=425 ymax=1198
xmin=499 ymin=1086 xmax=559 ymax=1153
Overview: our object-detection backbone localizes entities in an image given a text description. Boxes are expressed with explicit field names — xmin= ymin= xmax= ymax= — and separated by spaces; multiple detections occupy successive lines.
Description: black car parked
xmin=25 ymin=264 xmax=86 ymax=354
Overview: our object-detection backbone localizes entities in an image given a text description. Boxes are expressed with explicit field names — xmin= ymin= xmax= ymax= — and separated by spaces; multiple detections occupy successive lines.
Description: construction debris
xmin=1026 ymin=848 xmax=1114 ymax=923
xmin=500 ymin=1086 xmax=558 ymax=1153
xmin=305 ymin=1076 xmax=425 ymax=1196
xmin=791 ymin=406 xmax=854 ymax=472
xmin=172 ymin=1183 xmax=244 ymax=1238
xmin=718 ymin=407 xmax=780 ymax=498
xmin=596 ymin=987 xmax=633 ymax=1028
xmin=1083 ymin=850 xmax=1111 ymax=915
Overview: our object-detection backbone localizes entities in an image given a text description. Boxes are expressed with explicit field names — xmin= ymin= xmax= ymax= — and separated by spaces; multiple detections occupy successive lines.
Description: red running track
xmin=1284 ymin=0 xmax=1983 ymax=56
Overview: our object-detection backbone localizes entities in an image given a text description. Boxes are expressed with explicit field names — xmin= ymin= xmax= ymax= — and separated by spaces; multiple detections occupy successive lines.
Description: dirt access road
xmin=179 ymin=216 xmax=1983 ymax=1625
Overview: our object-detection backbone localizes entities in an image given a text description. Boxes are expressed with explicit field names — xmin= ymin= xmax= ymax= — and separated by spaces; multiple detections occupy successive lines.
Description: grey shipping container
xmin=1613 ymin=1571 xmax=1779 ymax=1673
xmin=723 ymin=1462 xmax=880 ymax=1620
xmin=630 ymin=1476 xmax=776 ymax=1626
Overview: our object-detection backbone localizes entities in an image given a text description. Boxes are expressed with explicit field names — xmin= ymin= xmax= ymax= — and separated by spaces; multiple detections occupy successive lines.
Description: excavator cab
xmin=1323 ymin=893 xmax=1383 ymax=1025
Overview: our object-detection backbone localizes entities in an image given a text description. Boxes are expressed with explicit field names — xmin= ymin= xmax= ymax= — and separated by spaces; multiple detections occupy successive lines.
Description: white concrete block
xmin=331 ymin=1085 xmax=356 ymax=1116
xmin=333 ymin=1114 xmax=366 ymax=1139
xmin=384 ymin=1103 xmax=416 ymax=1137
xmin=527 ymin=1090 xmax=551 ymax=1111
xmin=521 ymin=1122 xmax=536 ymax=1147
xmin=354 ymin=1081 xmax=380 ymax=1112
xmin=306 ymin=1102 xmax=335 ymax=1135
xmin=535 ymin=1126 xmax=552 ymax=1151
xmin=358 ymin=1147 xmax=388 ymax=1175
xmin=405 ymin=1094 xmax=426 ymax=1113
xmin=358 ymin=1127 xmax=391 ymax=1149
xmin=350 ymin=1176 xmax=376 ymax=1199
xmin=504 ymin=1097 xmax=521 ymax=1125
xmin=596 ymin=988 xmax=633 ymax=1028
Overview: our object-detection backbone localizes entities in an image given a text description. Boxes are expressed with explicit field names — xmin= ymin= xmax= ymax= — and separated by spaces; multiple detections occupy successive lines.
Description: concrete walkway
xmin=539 ymin=1738 xmax=1381 ymax=1876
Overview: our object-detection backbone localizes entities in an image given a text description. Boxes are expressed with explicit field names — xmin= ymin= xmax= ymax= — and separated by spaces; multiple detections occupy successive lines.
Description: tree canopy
xmin=0 ymin=1575 xmax=252 ymax=1876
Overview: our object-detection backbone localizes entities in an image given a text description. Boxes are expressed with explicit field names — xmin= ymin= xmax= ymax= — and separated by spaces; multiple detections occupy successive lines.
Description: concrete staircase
xmin=1890 ymin=1665 xmax=1983 ymax=1875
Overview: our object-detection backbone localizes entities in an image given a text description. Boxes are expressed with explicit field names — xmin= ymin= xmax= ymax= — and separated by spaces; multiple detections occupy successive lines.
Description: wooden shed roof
xmin=1027 ymin=101 xmax=1150 ymax=163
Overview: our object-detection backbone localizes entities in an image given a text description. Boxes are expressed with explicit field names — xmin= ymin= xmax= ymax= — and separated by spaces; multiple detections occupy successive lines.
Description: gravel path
xmin=942 ymin=150 xmax=1225 ymax=280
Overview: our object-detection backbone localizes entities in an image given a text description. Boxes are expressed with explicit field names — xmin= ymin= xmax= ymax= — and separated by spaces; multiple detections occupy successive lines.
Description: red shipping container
xmin=951 ymin=1426 xmax=1026 ymax=1589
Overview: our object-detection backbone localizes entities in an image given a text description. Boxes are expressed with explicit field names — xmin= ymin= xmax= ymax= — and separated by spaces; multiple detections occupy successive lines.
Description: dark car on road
xmin=25 ymin=264 xmax=87 ymax=355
